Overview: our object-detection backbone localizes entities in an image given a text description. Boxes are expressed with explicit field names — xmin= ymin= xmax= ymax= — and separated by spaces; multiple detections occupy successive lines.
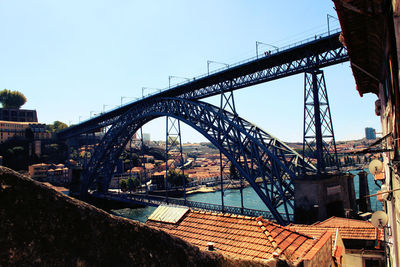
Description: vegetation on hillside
xmin=46 ymin=121 xmax=68 ymax=133
xmin=167 ymin=168 xmax=188 ymax=187
xmin=0 ymin=138 xmax=68 ymax=171
xmin=120 ymin=177 xmax=141 ymax=192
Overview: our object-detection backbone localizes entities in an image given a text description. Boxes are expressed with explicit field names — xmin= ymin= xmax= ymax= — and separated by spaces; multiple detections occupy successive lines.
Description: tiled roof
xmin=146 ymin=209 xmax=331 ymax=264
xmin=288 ymin=225 xmax=335 ymax=240
xmin=310 ymin=217 xmax=383 ymax=241
xmin=314 ymin=216 xmax=371 ymax=228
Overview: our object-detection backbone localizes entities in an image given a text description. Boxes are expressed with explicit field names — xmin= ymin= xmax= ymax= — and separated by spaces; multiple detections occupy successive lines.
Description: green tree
xmin=128 ymin=177 xmax=140 ymax=191
xmin=167 ymin=168 xmax=188 ymax=187
xmin=0 ymin=89 xmax=27 ymax=109
xmin=46 ymin=121 xmax=68 ymax=133
xmin=120 ymin=179 xmax=128 ymax=192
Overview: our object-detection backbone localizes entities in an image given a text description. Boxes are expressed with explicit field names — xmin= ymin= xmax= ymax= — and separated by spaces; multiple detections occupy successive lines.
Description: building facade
xmin=0 ymin=121 xmax=51 ymax=143
xmin=0 ymin=108 xmax=38 ymax=122
xmin=365 ymin=127 xmax=377 ymax=140
xmin=333 ymin=0 xmax=400 ymax=266
xmin=28 ymin=163 xmax=71 ymax=186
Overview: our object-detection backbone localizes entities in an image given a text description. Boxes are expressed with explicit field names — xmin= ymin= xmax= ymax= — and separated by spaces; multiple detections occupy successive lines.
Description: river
xmin=112 ymin=169 xmax=383 ymax=223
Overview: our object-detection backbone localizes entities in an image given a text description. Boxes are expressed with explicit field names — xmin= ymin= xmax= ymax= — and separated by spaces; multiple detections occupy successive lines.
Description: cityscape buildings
xmin=0 ymin=121 xmax=50 ymax=143
xmin=365 ymin=127 xmax=377 ymax=140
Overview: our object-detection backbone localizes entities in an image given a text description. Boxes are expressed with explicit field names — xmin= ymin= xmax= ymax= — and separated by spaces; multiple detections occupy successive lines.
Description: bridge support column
xmin=219 ymin=152 xmax=225 ymax=213
xmin=165 ymin=116 xmax=186 ymax=204
xmin=219 ymin=85 xmax=245 ymax=213
xmin=303 ymin=69 xmax=339 ymax=173
xmin=139 ymin=128 xmax=149 ymax=197
xmin=298 ymin=69 xmax=356 ymax=224
xmin=84 ymin=133 xmax=88 ymax=168
xmin=129 ymin=129 xmax=148 ymax=196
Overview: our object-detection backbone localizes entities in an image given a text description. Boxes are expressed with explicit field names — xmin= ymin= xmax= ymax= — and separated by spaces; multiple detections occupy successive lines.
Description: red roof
xmin=146 ymin=208 xmax=332 ymax=264
xmin=314 ymin=216 xmax=372 ymax=228
xmin=308 ymin=217 xmax=383 ymax=241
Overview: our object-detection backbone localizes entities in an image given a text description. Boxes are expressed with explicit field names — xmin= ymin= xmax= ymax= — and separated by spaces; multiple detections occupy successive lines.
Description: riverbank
xmin=186 ymin=181 xmax=250 ymax=195
xmin=186 ymin=186 xmax=215 ymax=194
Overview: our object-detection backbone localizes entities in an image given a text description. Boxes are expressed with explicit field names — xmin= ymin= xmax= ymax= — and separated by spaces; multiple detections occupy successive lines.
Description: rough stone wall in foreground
xmin=0 ymin=167 xmax=275 ymax=267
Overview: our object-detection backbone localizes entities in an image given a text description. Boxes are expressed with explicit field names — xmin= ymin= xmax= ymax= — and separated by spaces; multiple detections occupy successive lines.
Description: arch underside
xmin=83 ymin=97 xmax=315 ymax=225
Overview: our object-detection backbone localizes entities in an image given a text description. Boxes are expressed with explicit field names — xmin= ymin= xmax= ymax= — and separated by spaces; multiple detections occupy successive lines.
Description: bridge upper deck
xmin=59 ymin=30 xmax=347 ymax=139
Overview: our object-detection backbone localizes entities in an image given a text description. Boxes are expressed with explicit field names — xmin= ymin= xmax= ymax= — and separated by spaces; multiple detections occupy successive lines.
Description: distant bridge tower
xmin=303 ymin=69 xmax=339 ymax=173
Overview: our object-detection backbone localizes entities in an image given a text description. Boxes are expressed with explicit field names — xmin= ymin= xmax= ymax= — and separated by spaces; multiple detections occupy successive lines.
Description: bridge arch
xmin=83 ymin=97 xmax=315 ymax=224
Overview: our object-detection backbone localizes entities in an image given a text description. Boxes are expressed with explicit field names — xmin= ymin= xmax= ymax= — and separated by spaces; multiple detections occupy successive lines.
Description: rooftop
xmin=146 ymin=206 xmax=332 ymax=265
xmin=290 ymin=216 xmax=383 ymax=241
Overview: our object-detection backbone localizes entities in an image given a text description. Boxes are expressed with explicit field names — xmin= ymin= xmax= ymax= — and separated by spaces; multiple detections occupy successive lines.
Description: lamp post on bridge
xmin=207 ymin=60 xmax=229 ymax=75
xmin=256 ymin=41 xmax=279 ymax=59
xmin=327 ymin=14 xmax=338 ymax=35
xmin=168 ymin=76 xmax=190 ymax=88
xmin=103 ymin=104 xmax=109 ymax=114
xmin=142 ymin=87 xmax=161 ymax=98
xmin=121 ymin=96 xmax=138 ymax=107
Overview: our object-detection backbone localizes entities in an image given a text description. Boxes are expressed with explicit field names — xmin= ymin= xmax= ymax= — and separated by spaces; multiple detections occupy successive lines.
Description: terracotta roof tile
xmin=314 ymin=216 xmax=372 ymax=228
xmin=294 ymin=217 xmax=383 ymax=241
xmin=147 ymin=208 xmax=332 ymax=264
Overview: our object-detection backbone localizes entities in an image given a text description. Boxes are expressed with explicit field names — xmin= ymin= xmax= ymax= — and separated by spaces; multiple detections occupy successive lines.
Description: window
xmin=364 ymin=258 xmax=383 ymax=267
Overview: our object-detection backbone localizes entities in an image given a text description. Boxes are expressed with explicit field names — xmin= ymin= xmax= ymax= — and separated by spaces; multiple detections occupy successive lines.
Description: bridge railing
xmin=142 ymin=28 xmax=342 ymax=96
xmin=96 ymin=191 xmax=294 ymax=222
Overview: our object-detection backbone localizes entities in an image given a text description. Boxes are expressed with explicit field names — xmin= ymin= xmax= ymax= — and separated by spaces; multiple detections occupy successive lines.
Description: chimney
xmin=207 ymin=242 xmax=215 ymax=251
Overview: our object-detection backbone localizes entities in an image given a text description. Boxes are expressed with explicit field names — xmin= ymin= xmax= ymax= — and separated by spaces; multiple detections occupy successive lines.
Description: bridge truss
xmin=83 ymin=98 xmax=316 ymax=225
xmin=59 ymin=31 xmax=348 ymax=139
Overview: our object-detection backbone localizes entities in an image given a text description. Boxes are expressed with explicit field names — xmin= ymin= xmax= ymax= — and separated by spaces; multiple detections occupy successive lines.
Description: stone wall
xmin=294 ymin=172 xmax=356 ymax=224
xmin=0 ymin=167 xmax=273 ymax=267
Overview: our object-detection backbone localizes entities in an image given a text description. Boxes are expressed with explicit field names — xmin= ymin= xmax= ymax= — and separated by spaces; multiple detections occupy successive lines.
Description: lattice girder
xmin=82 ymin=97 xmax=315 ymax=225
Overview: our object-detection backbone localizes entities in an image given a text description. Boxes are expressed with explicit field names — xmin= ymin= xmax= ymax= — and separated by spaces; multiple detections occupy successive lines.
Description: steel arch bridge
xmin=83 ymin=97 xmax=316 ymax=225
xmin=59 ymin=30 xmax=348 ymax=225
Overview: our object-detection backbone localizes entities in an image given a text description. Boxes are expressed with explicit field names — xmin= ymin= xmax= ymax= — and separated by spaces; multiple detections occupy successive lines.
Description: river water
xmin=112 ymin=169 xmax=383 ymax=223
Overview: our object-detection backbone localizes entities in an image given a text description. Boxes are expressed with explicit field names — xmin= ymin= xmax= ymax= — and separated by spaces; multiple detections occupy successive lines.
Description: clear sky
xmin=0 ymin=1 xmax=381 ymax=143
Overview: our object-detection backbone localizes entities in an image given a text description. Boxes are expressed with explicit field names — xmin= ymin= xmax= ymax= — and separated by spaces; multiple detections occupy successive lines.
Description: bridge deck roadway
xmin=92 ymin=192 xmax=288 ymax=221
xmin=59 ymin=30 xmax=348 ymax=139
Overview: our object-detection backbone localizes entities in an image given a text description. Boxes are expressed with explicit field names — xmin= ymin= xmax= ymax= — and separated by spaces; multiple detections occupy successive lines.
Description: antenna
xmin=371 ymin=211 xmax=388 ymax=228
xmin=369 ymin=159 xmax=383 ymax=175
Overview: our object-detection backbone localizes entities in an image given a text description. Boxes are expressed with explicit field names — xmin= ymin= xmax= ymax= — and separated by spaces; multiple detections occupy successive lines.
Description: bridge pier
xmin=294 ymin=172 xmax=357 ymax=224
xmin=303 ymin=69 xmax=339 ymax=173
